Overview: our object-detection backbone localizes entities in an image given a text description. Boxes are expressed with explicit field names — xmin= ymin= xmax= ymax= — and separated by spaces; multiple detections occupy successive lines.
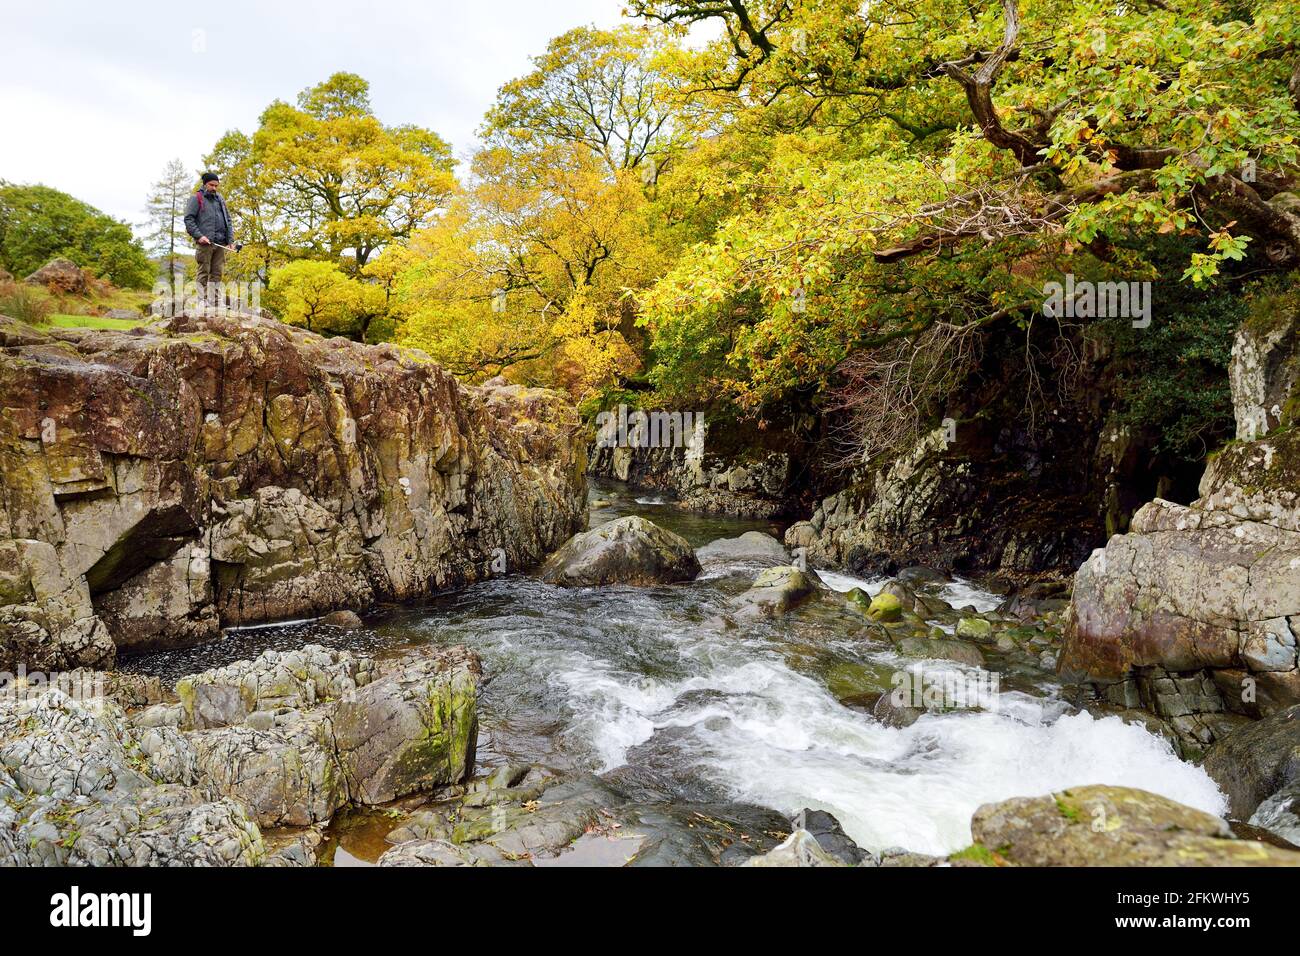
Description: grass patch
xmin=1055 ymin=795 xmax=1082 ymax=822
xmin=949 ymin=843 xmax=1002 ymax=866
xmin=47 ymin=313 xmax=149 ymax=330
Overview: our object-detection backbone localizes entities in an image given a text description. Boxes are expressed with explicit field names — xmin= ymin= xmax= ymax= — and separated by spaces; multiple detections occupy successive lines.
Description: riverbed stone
xmin=970 ymin=785 xmax=1300 ymax=866
xmin=695 ymin=531 xmax=789 ymax=570
xmin=732 ymin=565 xmax=819 ymax=617
xmin=742 ymin=829 xmax=846 ymax=867
xmin=539 ymin=516 xmax=700 ymax=587
xmin=1202 ymin=704 xmax=1300 ymax=819
xmin=863 ymin=591 xmax=902 ymax=622
xmin=895 ymin=636 xmax=985 ymax=667
xmin=1249 ymin=781 xmax=1300 ymax=846
xmin=956 ymin=617 xmax=994 ymax=641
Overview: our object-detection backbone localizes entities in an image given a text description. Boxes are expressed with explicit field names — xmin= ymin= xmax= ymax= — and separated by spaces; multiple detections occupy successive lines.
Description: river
xmin=122 ymin=478 xmax=1226 ymax=861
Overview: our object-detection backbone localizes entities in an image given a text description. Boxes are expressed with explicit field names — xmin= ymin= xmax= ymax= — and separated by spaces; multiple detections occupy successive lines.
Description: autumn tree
xmin=394 ymin=144 xmax=653 ymax=396
xmin=632 ymin=0 xmax=1300 ymax=454
xmin=266 ymin=260 xmax=363 ymax=335
xmin=204 ymin=73 xmax=457 ymax=272
xmin=482 ymin=25 xmax=694 ymax=183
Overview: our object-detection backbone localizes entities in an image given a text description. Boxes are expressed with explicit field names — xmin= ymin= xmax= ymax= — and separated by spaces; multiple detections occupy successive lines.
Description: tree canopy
xmin=205 ymin=72 xmax=457 ymax=272
xmin=0 ymin=183 xmax=154 ymax=289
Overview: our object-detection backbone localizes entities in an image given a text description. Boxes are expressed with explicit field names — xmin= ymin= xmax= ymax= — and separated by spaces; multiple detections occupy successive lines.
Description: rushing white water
xmin=940 ymin=579 xmax=1003 ymax=614
xmin=817 ymin=569 xmax=887 ymax=594
xmin=405 ymin=551 xmax=1228 ymax=856
xmin=133 ymin=491 xmax=1229 ymax=861
xmin=544 ymin=646 xmax=1226 ymax=855
xmin=818 ymin=569 xmax=1004 ymax=615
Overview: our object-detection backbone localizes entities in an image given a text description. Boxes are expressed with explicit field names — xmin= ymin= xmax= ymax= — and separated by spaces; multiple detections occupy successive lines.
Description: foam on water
xmin=453 ymin=560 xmax=1225 ymax=856
xmin=817 ymin=570 xmax=887 ymax=594
xmin=132 ymin=504 xmax=1228 ymax=861
xmin=941 ymin=578 xmax=1003 ymax=613
xmin=563 ymin=654 xmax=1226 ymax=855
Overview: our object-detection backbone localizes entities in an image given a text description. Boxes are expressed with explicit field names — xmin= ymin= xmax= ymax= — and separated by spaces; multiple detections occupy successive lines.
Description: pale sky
xmin=0 ymin=0 xmax=651 ymax=231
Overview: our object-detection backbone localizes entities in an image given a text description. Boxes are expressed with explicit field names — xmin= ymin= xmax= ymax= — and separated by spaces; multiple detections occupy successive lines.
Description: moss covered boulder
xmin=968 ymin=785 xmax=1300 ymax=867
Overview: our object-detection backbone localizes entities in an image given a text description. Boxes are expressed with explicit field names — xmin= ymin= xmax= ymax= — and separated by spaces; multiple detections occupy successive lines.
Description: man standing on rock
xmin=183 ymin=172 xmax=234 ymax=309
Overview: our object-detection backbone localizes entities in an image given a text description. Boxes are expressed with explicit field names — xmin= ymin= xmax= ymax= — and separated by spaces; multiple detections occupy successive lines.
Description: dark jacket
xmin=183 ymin=190 xmax=233 ymax=246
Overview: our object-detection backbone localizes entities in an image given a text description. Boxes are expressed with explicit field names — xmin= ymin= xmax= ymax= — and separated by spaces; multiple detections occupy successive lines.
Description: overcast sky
xmin=0 ymin=0 xmax=651 ymax=230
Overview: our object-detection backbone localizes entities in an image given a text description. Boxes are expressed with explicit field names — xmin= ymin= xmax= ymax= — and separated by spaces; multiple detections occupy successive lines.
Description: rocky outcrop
xmin=1061 ymin=297 xmax=1300 ymax=749
xmin=0 ymin=691 xmax=266 ymax=866
xmin=0 ymin=313 xmax=586 ymax=669
xmin=539 ymin=516 xmax=700 ymax=587
xmin=785 ymin=421 xmax=1111 ymax=581
xmin=966 ymin=785 xmax=1300 ymax=866
xmin=0 ymin=643 xmax=480 ymax=861
xmin=587 ymin=412 xmax=800 ymax=519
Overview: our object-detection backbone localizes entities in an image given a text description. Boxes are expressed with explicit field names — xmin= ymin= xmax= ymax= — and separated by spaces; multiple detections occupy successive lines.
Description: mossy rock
xmin=857 ymin=591 xmax=902 ymax=622
xmin=895 ymin=637 xmax=985 ymax=667
xmin=955 ymin=617 xmax=994 ymax=642
xmin=825 ymin=661 xmax=895 ymax=700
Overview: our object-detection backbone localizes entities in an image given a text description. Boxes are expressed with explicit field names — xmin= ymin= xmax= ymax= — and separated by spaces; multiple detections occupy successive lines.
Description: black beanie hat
xmin=201 ymin=172 xmax=219 ymax=184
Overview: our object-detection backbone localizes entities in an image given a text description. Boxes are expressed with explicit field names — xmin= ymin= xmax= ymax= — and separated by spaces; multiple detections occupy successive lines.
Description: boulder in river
xmin=742 ymin=829 xmax=847 ymax=867
xmin=732 ymin=565 xmax=820 ymax=617
xmin=1250 ymin=783 xmax=1300 ymax=847
xmin=694 ymin=530 xmax=788 ymax=570
xmin=895 ymin=636 xmax=985 ymax=668
xmin=969 ymin=785 xmax=1300 ymax=866
xmin=539 ymin=516 xmax=701 ymax=587
xmin=1202 ymin=704 xmax=1300 ymax=820
xmin=846 ymin=588 xmax=903 ymax=622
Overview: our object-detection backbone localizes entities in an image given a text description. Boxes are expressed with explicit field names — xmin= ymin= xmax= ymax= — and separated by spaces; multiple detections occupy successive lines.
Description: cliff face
xmin=0 ymin=314 xmax=587 ymax=669
xmin=586 ymin=412 xmax=803 ymax=520
xmin=1061 ymin=299 xmax=1300 ymax=749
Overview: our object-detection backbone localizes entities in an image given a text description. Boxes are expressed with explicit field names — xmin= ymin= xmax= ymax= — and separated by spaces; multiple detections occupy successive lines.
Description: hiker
xmin=183 ymin=172 xmax=235 ymax=308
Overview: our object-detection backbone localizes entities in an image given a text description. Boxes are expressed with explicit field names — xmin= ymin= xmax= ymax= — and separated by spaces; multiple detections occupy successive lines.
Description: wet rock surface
xmin=1061 ymin=307 xmax=1300 ymax=748
xmin=966 ymin=785 xmax=1300 ymax=867
xmin=0 ymin=313 xmax=586 ymax=669
xmin=1202 ymin=704 xmax=1300 ymax=821
xmin=539 ymin=515 xmax=701 ymax=587
xmin=731 ymin=565 xmax=821 ymax=618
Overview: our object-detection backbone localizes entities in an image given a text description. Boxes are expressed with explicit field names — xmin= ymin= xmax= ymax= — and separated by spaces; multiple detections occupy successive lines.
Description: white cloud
xmin=0 ymin=0 xmax=632 ymax=229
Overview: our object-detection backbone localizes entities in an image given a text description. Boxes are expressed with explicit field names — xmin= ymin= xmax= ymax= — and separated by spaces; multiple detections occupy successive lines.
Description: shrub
xmin=0 ymin=281 xmax=53 ymax=325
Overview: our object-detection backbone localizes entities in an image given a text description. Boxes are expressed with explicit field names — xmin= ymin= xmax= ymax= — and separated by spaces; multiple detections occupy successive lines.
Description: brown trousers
xmin=195 ymin=244 xmax=227 ymax=306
